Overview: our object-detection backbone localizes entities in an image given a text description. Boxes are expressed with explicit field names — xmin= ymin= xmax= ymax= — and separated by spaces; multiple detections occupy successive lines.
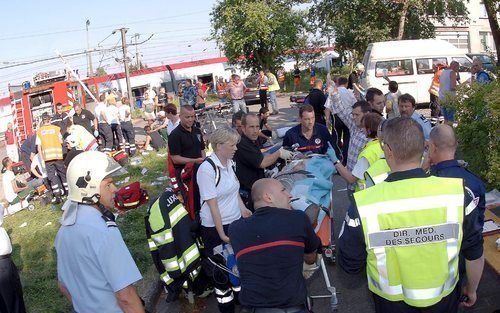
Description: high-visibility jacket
xmin=216 ymin=82 xmax=228 ymax=98
xmin=355 ymin=139 xmax=383 ymax=190
xmin=267 ymin=73 xmax=280 ymax=92
xmin=354 ymin=176 xmax=464 ymax=307
xmin=145 ymin=188 xmax=201 ymax=289
xmin=364 ymin=158 xmax=390 ymax=188
xmin=36 ymin=124 xmax=63 ymax=161
xmin=428 ymin=65 xmax=446 ymax=96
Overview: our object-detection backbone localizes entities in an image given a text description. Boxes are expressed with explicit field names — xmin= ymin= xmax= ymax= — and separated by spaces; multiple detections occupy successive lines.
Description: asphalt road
xmin=155 ymin=94 xmax=500 ymax=313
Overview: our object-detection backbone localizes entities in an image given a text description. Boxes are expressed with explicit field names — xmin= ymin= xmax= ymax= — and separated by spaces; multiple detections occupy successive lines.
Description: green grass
xmin=4 ymin=149 xmax=170 ymax=313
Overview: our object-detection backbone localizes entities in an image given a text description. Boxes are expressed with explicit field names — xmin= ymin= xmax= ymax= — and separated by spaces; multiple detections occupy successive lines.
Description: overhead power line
xmin=0 ymin=10 xmax=210 ymax=41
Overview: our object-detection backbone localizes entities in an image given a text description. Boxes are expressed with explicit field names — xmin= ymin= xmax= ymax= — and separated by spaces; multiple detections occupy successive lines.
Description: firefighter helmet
xmin=66 ymin=151 xmax=127 ymax=204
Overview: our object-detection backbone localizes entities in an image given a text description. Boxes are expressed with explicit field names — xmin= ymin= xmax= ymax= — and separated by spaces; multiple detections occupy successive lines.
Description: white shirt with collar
xmin=197 ymin=153 xmax=241 ymax=227
xmin=167 ymin=119 xmax=180 ymax=135
xmin=94 ymin=102 xmax=108 ymax=124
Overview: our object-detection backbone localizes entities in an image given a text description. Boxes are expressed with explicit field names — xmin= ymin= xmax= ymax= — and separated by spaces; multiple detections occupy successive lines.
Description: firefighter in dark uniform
xmin=51 ymin=102 xmax=70 ymax=136
xmin=36 ymin=113 xmax=67 ymax=203
xmin=145 ymin=188 xmax=204 ymax=302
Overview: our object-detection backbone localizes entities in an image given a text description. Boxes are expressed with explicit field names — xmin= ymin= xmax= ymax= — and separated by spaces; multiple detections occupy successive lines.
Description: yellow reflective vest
xmin=364 ymin=158 xmax=390 ymax=188
xmin=354 ymin=175 xmax=464 ymax=307
xmin=355 ymin=139 xmax=383 ymax=190
xmin=36 ymin=124 xmax=63 ymax=161
xmin=267 ymin=73 xmax=280 ymax=92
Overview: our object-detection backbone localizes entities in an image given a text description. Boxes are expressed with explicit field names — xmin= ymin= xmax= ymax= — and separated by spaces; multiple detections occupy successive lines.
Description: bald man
xmin=228 ymin=178 xmax=320 ymax=313
xmin=429 ymin=124 xmax=485 ymax=307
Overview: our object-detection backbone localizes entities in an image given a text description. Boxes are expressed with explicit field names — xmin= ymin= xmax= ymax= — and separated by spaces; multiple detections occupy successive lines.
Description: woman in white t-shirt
xmin=197 ymin=126 xmax=251 ymax=245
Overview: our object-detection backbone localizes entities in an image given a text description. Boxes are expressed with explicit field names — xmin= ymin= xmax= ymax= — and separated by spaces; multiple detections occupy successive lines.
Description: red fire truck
xmin=9 ymin=71 xmax=80 ymax=143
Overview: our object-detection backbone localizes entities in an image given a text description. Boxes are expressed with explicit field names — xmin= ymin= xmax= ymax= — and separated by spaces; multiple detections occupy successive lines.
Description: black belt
xmin=240 ymin=305 xmax=306 ymax=313
xmin=0 ymin=254 xmax=11 ymax=260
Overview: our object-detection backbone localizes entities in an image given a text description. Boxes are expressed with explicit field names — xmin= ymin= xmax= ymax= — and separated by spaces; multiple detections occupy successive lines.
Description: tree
xmin=309 ymin=0 xmax=469 ymax=61
xmin=95 ymin=67 xmax=107 ymax=76
xmin=210 ymin=0 xmax=308 ymax=72
xmin=483 ymin=0 xmax=500 ymax=65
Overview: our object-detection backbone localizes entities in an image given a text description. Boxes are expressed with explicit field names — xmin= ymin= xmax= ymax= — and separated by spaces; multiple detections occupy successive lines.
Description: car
xmin=243 ymin=75 xmax=269 ymax=106
xmin=466 ymin=53 xmax=497 ymax=72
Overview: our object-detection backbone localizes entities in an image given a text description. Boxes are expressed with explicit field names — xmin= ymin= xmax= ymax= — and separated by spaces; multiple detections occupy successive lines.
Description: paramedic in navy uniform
xmin=283 ymin=104 xmax=336 ymax=155
xmin=229 ymin=178 xmax=321 ymax=313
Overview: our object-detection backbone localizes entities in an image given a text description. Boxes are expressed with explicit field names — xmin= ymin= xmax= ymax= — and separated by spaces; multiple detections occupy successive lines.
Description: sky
xmin=0 ymin=0 xmax=221 ymax=97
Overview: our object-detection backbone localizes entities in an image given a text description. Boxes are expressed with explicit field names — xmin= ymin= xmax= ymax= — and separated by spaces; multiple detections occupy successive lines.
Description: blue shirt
xmin=475 ymin=70 xmax=491 ymax=84
xmin=182 ymin=85 xmax=198 ymax=106
xmin=282 ymin=123 xmax=334 ymax=155
xmin=229 ymin=207 xmax=320 ymax=308
xmin=55 ymin=205 xmax=142 ymax=313
xmin=430 ymin=160 xmax=485 ymax=261
xmin=411 ymin=111 xmax=431 ymax=140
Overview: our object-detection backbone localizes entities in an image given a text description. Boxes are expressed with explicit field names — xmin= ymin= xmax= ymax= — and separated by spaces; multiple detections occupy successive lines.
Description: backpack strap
xmin=204 ymin=157 xmax=221 ymax=187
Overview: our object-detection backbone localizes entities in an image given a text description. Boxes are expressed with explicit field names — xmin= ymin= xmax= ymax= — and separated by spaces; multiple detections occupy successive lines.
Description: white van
xmin=360 ymin=39 xmax=472 ymax=104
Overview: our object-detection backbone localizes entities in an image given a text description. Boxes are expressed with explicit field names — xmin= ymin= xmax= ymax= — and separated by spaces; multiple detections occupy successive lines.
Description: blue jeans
xmin=232 ymin=99 xmax=247 ymax=113
xmin=269 ymin=91 xmax=278 ymax=113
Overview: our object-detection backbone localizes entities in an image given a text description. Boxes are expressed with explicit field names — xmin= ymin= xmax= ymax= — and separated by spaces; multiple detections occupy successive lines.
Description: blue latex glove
xmin=94 ymin=130 xmax=99 ymax=137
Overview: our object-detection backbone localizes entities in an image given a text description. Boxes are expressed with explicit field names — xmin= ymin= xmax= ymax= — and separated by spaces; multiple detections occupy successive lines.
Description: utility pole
xmin=134 ymin=33 xmax=141 ymax=69
xmin=119 ymin=28 xmax=134 ymax=104
xmin=86 ymin=19 xmax=94 ymax=77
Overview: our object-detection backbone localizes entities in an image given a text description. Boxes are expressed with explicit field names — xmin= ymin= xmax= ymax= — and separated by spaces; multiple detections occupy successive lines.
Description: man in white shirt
xmin=0 ymin=201 xmax=27 ymax=313
xmin=2 ymin=157 xmax=31 ymax=215
xmin=94 ymin=94 xmax=113 ymax=152
xmin=119 ymin=99 xmax=136 ymax=155
xmin=106 ymin=102 xmax=124 ymax=150
xmin=325 ymin=77 xmax=356 ymax=163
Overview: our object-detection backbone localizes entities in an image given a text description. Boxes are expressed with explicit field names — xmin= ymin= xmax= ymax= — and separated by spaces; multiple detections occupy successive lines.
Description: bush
xmin=444 ymin=80 xmax=500 ymax=190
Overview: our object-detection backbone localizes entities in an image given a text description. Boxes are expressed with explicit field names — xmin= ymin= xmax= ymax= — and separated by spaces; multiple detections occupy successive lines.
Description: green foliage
xmin=211 ymin=0 xmax=307 ymax=72
xmin=94 ymin=67 xmax=107 ymax=76
xmin=4 ymin=149 xmax=169 ymax=312
xmin=443 ymin=81 xmax=500 ymax=190
xmin=309 ymin=0 xmax=469 ymax=60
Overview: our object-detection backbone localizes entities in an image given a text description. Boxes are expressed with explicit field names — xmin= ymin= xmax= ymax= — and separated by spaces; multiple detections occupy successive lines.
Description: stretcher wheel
xmin=324 ymin=247 xmax=336 ymax=264
xmin=27 ymin=204 xmax=35 ymax=211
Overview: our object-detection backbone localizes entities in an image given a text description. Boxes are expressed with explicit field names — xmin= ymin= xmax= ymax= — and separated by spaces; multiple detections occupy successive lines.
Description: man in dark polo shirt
xmin=72 ymin=103 xmax=98 ymax=136
xmin=283 ymin=104 xmax=337 ymax=156
xmin=229 ymin=178 xmax=320 ymax=313
xmin=234 ymin=114 xmax=293 ymax=209
xmin=51 ymin=103 xmax=70 ymax=135
xmin=168 ymin=105 xmax=206 ymax=197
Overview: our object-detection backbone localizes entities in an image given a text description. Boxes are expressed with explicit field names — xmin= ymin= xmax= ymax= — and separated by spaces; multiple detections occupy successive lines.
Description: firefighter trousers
xmin=98 ymin=123 xmax=113 ymax=152
xmin=120 ymin=121 xmax=136 ymax=155
xmin=110 ymin=123 xmax=124 ymax=150
xmin=45 ymin=160 xmax=67 ymax=197
xmin=201 ymin=225 xmax=237 ymax=313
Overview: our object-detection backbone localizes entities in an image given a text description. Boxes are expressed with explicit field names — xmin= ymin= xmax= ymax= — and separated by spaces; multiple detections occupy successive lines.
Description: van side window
xmin=375 ymin=59 xmax=413 ymax=77
xmin=452 ymin=57 xmax=472 ymax=72
xmin=416 ymin=58 xmax=448 ymax=74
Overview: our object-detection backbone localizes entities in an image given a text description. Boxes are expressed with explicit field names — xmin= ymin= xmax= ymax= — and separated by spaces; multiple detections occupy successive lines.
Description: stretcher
xmin=273 ymin=154 xmax=339 ymax=312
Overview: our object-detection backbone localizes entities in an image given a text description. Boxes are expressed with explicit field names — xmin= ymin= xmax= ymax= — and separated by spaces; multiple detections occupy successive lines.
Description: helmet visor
xmin=103 ymin=156 xmax=128 ymax=179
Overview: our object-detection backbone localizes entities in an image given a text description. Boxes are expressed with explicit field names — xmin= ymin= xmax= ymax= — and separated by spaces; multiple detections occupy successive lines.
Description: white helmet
xmin=356 ymin=63 xmax=365 ymax=71
xmin=67 ymin=151 xmax=127 ymax=204
xmin=65 ymin=134 xmax=78 ymax=149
